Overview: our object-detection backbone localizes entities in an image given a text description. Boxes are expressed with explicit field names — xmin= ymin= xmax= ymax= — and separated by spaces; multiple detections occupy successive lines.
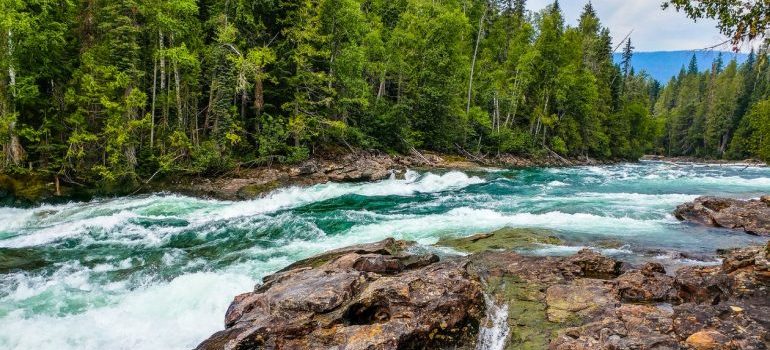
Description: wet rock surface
xmin=674 ymin=196 xmax=770 ymax=236
xmin=196 ymin=239 xmax=483 ymax=350
xmin=198 ymin=237 xmax=770 ymax=350
xmin=435 ymin=227 xmax=564 ymax=253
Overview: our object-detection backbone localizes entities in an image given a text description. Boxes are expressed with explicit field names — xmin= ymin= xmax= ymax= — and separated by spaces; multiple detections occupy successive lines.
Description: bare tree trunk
xmin=6 ymin=121 xmax=24 ymax=166
xmin=170 ymin=34 xmax=183 ymax=128
xmin=204 ymin=78 xmax=216 ymax=135
xmin=254 ymin=70 xmax=264 ymax=114
xmin=4 ymin=29 xmax=24 ymax=166
xmin=493 ymin=91 xmax=500 ymax=132
xmin=397 ymin=69 xmax=403 ymax=104
xmin=124 ymin=86 xmax=138 ymax=172
xmin=377 ymin=75 xmax=386 ymax=101
xmin=150 ymin=57 xmax=157 ymax=149
xmin=533 ymin=92 xmax=549 ymax=137
xmin=159 ymin=30 xmax=169 ymax=127
xmin=504 ymin=71 xmax=520 ymax=128
xmin=466 ymin=3 xmax=487 ymax=115
xmin=159 ymin=30 xmax=165 ymax=90
xmin=55 ymin=175 xmax=61 ymax=196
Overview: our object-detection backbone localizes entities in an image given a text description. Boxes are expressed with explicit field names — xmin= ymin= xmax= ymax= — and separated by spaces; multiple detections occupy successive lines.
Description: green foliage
xmin=656 ymin=48 xmax=770 ymax=161
xmin=664 ymin=0 xmax=770 ymax=49
xmin=0 ymin=0 xmax=668 ymax=186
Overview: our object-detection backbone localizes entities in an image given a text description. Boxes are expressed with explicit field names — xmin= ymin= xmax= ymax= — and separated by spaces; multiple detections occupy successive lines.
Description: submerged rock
xmin=435 ymin=227 xmax=564 ymax=253
xmin=198 ymin=239 xmax=770 ymax=349
xmin=674 ymin=196 xmax=770 ymax=236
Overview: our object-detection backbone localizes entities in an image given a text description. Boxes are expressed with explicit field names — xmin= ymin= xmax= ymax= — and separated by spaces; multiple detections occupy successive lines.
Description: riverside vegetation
xmin=4 ymin=0 xmax=769 ymax=198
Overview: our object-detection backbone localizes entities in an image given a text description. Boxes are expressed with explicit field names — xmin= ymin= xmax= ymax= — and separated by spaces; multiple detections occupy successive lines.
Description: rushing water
xmin=1 ymin=161 xmax=769 ymax=349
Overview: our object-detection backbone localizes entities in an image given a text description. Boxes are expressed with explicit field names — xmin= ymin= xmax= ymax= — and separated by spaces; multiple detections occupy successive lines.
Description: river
xmin=1 ymin=161 xmax=769 ymax=349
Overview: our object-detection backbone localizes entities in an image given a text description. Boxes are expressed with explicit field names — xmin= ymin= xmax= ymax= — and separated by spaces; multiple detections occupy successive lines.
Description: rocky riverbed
xmin=197 ymin=229 xmax=770 ymax=350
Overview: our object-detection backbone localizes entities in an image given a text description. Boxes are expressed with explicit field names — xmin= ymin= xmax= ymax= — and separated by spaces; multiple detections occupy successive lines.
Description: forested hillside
xmin=0 ymin=0 xmax=662 ymax=187
xmin=654 ymin=51 xmax=770 ymax=161
xmin=613 ymin=51 xmax=747 ymax=82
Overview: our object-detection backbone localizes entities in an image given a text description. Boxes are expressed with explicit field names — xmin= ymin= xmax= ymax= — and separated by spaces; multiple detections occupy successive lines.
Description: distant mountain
xmin=612 ymin=51 xmax=749 ymax=83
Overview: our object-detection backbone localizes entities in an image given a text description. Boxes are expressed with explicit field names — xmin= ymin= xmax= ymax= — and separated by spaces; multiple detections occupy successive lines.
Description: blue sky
xmin=526 ymin=0 xmax=755 ymax=52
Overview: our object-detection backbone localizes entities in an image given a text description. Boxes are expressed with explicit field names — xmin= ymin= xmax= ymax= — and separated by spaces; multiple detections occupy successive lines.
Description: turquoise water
xmin=0 ymin=161 xmax=768 ymax=349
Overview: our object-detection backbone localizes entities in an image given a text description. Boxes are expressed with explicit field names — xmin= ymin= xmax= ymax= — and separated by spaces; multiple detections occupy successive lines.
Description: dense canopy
xmin=0 ymin=0 xmax=766 ymax=190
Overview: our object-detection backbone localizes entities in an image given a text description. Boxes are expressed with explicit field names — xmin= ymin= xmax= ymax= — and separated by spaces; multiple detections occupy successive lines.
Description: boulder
xmin=199 ymin=240 xmax=770 ymax=350
xmin=196 ymin=239 xmax=483 ymax=350
xmin=615 ymin=263 xmax=678 ymax=303
xmin=674 ymin=196 xmax=770 ymax=236
xmin=566 ymin=248 xmax=624 ymax=280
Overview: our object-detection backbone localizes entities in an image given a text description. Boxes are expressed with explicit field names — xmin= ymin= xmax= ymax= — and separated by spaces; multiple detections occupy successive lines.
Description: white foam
xmin=573 ymin=192 xmax=698 ymax=206
xmin=0 ymin=171 xmax=485 ymax=248
xmin=0 ymin=207 xmax=32 ymax=232
xmin=0 ymin=210 xmax=141 ymax=248
xmin=0 ymin=271 xmax=255 ymax=350
xmin=341 ymin=207 xmax=668 ymax=244
xmin=212 ymin=170 xmax=484 ymax=221
xmin=476 ymin=293 xmax=510 ymax=350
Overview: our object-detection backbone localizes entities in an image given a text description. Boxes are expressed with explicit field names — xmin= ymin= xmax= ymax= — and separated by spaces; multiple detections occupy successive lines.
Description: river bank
xmin=6 ymin=152 xmax=767 ymax=208
xmin=0 ymin=151 xmax=619 ymax=207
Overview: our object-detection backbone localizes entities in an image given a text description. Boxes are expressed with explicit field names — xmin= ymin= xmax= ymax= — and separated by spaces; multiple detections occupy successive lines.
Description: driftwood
xmin=400 ymin=137 xmax=431 ymax=165
xmin=455 ymin=144 xmax=488 ymax=165
xmin=543 ymin=146 xmax=572 ymax=166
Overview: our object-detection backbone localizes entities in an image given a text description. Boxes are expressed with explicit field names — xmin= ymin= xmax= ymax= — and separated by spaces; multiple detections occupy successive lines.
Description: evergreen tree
xmin=0 ymin=0 xmax=674 ymax=189
xmin=621 ymin=38 xmax=633 ymax=78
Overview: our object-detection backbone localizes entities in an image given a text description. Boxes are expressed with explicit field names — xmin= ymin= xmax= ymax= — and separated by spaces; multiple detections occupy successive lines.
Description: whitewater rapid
xmin=1 ymin=162 xmax=769 ymax=349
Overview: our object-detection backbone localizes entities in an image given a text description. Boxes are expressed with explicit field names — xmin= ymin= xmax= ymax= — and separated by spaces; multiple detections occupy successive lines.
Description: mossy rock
xmin=485 ymin=276 xmax=566 ymax=349
xmin=236 ymin=180 xmax=281 ymax=199
xmin=436 ymin=227 xmax=563 ymax=254
xmin=0 ymin=174 xmax=56 ymax=206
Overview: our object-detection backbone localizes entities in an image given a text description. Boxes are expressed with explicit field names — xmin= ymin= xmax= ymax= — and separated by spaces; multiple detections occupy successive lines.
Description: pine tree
xmin=621 ymin=38 xmax=633 ymax=78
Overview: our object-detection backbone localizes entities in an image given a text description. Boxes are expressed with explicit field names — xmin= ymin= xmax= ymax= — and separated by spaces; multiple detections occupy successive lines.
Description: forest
xmin=654 ymin=51 xmax=770 ymax=161
xmin=0 ymin=0 xmax=766 ymax=189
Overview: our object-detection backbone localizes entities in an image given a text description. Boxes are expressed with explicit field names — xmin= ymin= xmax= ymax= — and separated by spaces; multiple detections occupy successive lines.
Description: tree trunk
xmin=150 ymin=57 xmax=157 ymax=149
xmin=55 ymin=175 xmax=61 ymax=196
xmin=466 ymin=3 xmax=487 ymax=115
xmin=377 ymin=73 xmax=386 ymax=101
xmin=159 ymin=30 xmax=165 ymax=90
xmin=254 ymin=70 xmax=264 ymax=115
xmin=204 ymin=78 xmax=216 ymax=136
xmin=171 ymin=34 xmax=183 ymax=128
xmin=4 ymin=29 xmax=24 ymax=166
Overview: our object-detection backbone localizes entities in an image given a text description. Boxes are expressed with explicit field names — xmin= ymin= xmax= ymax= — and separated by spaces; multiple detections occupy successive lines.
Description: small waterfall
xmin=475 ymin=293 xmax=510 ymax=350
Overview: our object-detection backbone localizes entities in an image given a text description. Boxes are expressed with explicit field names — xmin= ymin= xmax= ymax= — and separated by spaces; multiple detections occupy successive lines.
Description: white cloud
xmin=525 ymin=0 xmax=751 ymax=52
